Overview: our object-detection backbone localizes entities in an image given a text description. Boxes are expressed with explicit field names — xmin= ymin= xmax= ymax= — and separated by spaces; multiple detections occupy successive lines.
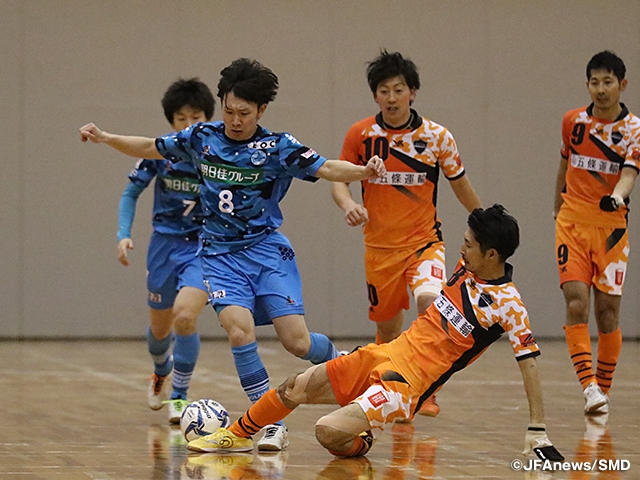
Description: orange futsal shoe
xmin=417 ymin=394 xmax=440 ymax=417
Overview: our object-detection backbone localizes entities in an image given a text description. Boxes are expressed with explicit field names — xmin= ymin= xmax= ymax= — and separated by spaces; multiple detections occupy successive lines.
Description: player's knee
xmin=315 ymin=423 xmax=342 ymax=451
xmin=283 ymin=339 xmax=311 ymax=358
xmin=172 ymin=309 xmax=198 ymax=335
xmin=566 ymin=297 xmax=589 ymax=322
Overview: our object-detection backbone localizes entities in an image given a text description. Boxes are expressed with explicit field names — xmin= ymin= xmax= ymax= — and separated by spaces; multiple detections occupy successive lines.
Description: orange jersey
xmin=559 ymin=104 xmax=640 ymax=227
xmin=341 ymin=110 xmax=466 ymax=249
xmin=386 ymin=260 xmax=539 ymax=400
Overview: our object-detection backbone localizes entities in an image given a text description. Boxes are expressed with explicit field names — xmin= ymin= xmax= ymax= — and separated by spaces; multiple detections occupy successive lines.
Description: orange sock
xmin=596 ymin=328 xmax=622 ymax=394
xmin=564 ymin=323 xmax=595 ymax=389
xmin=228 ymin=389 xmax=294 ymax=438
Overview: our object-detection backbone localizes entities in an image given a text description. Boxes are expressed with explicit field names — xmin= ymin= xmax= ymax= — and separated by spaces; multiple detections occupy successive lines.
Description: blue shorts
xmin=147 ymin=232 xmax=206 ymax=309
xmin=201 ymin=231 xmax=305 ymax=326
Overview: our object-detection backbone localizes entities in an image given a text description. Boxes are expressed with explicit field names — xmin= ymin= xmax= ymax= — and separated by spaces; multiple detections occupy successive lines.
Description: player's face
xmin=374 ymin=76 xmax=416 ymax=128
xmin=587 ymin=69 xmax=627 ymax=116
xmin=460 ymin=228 xmax=487 ymax=274
xmin=222 ymin=92 xmax=267 ymax=141
xmin=171 ymin=106 xmax=208 ymax=132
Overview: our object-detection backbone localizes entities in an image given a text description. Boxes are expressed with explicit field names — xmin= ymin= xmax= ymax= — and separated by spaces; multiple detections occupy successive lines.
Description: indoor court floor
xmin=0 ymin=338 xmax=637 ymax=479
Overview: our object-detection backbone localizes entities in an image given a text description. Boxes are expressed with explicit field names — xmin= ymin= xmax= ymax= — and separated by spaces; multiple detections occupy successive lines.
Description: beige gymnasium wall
xmin=1 ymin=1 xmax=639 ymax=339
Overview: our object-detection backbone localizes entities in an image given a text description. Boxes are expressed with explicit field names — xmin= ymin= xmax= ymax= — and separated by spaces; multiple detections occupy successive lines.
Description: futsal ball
xmin=180 ymin=399 xmax=231 ymax=441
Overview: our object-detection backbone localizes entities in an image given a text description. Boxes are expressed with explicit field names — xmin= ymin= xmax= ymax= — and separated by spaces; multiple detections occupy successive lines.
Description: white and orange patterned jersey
xmin=559 ymin=104 xmax=640 ymax=228
xmin=341 ymin=110 xmax=466 ymax=249
xmin=387 ymin=260 xmax=540 ymax=396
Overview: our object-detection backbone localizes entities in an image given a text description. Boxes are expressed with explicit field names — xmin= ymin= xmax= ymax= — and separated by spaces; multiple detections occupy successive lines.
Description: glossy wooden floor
xmin=0 ymin=338 xmax=637 ymax=479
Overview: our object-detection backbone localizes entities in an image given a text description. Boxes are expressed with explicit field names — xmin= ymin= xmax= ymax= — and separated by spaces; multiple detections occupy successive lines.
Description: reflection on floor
xmin=0 ymin=339 xmax=637 ymax=479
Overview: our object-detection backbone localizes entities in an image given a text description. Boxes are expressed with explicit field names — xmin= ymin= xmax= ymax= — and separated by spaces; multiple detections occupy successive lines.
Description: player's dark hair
xmin=161 ymin=78 xmax=215 ymax=124
xmin=586 ymin=51 xmax=626 ymax=81
xmin=366 ymin=50 xmax=420 ymax=93
xmin=217 ymin=58 xmax=279 ymax=106
xmin=467 ymin=204 xmax=519 ymax=262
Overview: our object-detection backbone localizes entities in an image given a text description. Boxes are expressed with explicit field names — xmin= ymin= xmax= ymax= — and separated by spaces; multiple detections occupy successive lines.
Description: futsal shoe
xmin=166 ymin=398 xmax=189 ymax=424
xmin=187 ymin=427 xmax=254 ymax=453
xmin=417 ymin=394 xmax=440 ymax=417
xmin=148 ymin=373 xmax=171 ymax=410
xmin=583 ymin=382 xmax=608 ymax=414
xmin=257 ymin=424 xmax=289 ymax=452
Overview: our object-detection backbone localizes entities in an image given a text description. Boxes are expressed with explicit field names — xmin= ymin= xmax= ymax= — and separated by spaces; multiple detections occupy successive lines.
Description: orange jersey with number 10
xmin=559 ymin=104 xmax=640 ymax=228
xmin=386 ymin=260 xmax=540 ymax=399
xmin=341 ymin=111 xmax=466 ymax=249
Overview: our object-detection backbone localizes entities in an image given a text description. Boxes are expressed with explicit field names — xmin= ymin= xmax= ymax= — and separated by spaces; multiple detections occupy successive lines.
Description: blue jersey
xmin=156 ymin=121 xmax=327 ymax=254
xmin=128 ymin=159 xmax=203 ymax=237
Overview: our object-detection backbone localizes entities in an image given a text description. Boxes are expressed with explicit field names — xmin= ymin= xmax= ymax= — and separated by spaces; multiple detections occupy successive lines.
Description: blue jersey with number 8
xmin=156 ymin=121 xmax=327 ymax=255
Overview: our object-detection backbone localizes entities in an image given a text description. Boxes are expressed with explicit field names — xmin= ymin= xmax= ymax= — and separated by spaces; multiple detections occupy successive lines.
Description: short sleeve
xmin=497 ymin=287 xmax=541 ymax=361
xmin=278 ymin=132 xmax=327 ymax=180
xmin=438 ymin=129 xmax=465 ymax=180
xmin=155 ymin=124 xmax=201 ymax=164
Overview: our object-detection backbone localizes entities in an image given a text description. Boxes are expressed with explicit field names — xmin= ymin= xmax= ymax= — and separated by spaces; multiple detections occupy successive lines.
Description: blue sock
xmin=171 ymin=332 xmax=200 ymax=400
xmin=231 ymin=342 xmax=271 ymax=403
xmin=146 ymin=327 xmax=174 ymax=377
xmin=301 ymin=332 xmax=339 ymax=364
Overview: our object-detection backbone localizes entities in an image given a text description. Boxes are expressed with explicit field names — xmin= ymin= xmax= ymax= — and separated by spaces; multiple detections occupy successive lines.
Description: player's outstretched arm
xmin=449 ymin=175 xmax=482 ymax=213
xmin=331 ymin=182 xmax=368 ymax=227
xmin=79 ymin=123 xmax=162 ymax=159
xmin=518 ymin=357 xmax=564 ymax=462
xmin=316 ymin=156 xmax=386 ymax=183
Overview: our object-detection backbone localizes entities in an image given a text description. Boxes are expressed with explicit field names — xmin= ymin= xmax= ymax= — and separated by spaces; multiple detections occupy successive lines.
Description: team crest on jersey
xmin=611 ymin=131 xmax=623 ymax=144
xmin=250 ymin=150 xmax=267 ymax=166
xmin=479 ymin=292 xmax=493 ymax=307
xmin=413 ymin=139 xmax=428 ymax=154
xmin=368 ymin=391 xmax=389 ymax=408
xmin=615 ymin=269 xmax=624 ymax=286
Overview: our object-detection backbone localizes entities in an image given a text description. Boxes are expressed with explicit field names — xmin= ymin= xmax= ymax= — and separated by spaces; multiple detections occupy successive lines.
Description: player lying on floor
xmin=188 ymin=205 xmax=564 ymax=462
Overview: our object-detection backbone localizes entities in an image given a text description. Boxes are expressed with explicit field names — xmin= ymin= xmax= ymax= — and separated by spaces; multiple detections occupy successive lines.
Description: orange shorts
xmin=555 ymin=218 xmax=628 ymax=295
xmin=326 ymin=343 xmax=421 ymax=438
xmin=364 ymin=242 xmax=445 ymax=322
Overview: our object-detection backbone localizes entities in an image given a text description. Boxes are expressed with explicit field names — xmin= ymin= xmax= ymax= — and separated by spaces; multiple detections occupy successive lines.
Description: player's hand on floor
xmin=599 ymin=194 xmax=624 ymax=211
xmin=523 ymin=424 xmax=564 ymax=462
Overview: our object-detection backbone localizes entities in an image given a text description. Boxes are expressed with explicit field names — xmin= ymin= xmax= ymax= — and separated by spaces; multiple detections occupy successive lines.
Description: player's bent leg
xmin=172 ymin=286 xmax=208 ymax=335
xmin=148 ymin=308 xmax=175 ymax=410
xmin=166 ymin=287 xmax=208 ymax=422
xmin=278 ymin=364 xmax=337 ymax=407
xmin=376 ymin=311 xmax=404 ymax=344
xmin=273 ymin=315 xmax=339 ymax=363
xmin=316 ymin=404 xmax=374 ymax=456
